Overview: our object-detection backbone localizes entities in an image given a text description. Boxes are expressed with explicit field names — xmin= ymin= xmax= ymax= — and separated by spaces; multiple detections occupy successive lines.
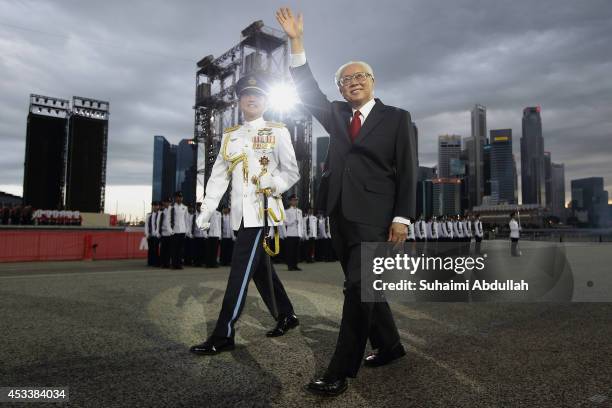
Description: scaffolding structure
xmin=193 ymin=20 xmax=313 ymax=207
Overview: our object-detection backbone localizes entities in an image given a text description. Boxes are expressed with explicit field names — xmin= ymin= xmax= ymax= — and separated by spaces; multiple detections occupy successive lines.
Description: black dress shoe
xmin=189 ymin=337 xmax=235 ymax=355
xmin=364 ymin=343 xmax=406 ymax=367
xmin=266 ymin=315 xmax=299 ymax=337
xmin=305 ymin=377 xmax=348 ymax=396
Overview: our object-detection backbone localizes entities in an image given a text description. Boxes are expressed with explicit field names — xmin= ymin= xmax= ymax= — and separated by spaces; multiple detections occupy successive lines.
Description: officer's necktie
xmin=148 ymin=214 xmax=152 ymax=236
xmin=306 ymin=217 xmax=310 ymax=237
xmin=159 ymin=211 xmax=164 ymax=233
xmin=191 ymin=213 xmax=196 ymax=235
xmin=349 ymin=110 xmax=361 ymax=142
xmin=171 ymin=206 xmax=175 ymax=230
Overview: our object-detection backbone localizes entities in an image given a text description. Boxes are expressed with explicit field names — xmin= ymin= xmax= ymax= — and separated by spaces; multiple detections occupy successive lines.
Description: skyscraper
xmin=438 ymin=135 xmax=461 ymax=178
xmin=152 ymin=136 xmax=177 ymax=202
xmin=417 ymin=166 xmax=436 ymax=218
xmin=551 ymin=163 xmax=566 ymax=219
xmin=490 ymin=129 xmax=516 ymax=204
xmin=412 ymin=121 xmax=419 ymax=166
xmin=432 ymin=178 xmax=462 ymax=216
xmin=521 ymin=106 xmax=545 ymax=205
xmin=175 ymin=139 xmax=197 ymax=205
xmin=544 ymin=152 xmax=552 ymax=208
xmin=468 ymin=104 xmax=487 ymax=208
xmin=571 ymin=177 xmax=609 ymax=227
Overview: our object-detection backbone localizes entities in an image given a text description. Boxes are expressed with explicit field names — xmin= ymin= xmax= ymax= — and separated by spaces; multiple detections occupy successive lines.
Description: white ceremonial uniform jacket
xmin=208 ymin=211 xmax=222 ymax=238
xmin=431 ymin=221 xmax=439 ymax=239
xmin=192 ymin=211 xmax=208 ymax=238
xmin=446 ymin=221 xmax=454 ymax=239
xmin=509 ymin=219 xmax=520 ymax=238
xmin=284 ymin=207 xmax=303 ymax=238
xmin=316 ymin=216 xmax=328 ymax=239
xmin=158 ymin=207 xmax=173 ymax=237
xmin=171 ymin=203 xmax=189 ymax=234
xmin=407 ymin=223 xmax=416 ymax=240
xmin=454 ymin=220 xmax=464 ymax=238
xmin=197 ymin=117 xmax=300 ymax=230
xmin=303 ymin=214 xmax=318 ymax=239
xmin=144 ymin=212 xmax=158 ymax=238
xmin=464 ymin=220 xmax=473 ymax=238
xmin=474 ymin=220 xmax=484 ymax=238
xmin=221 ymin=213 xmax=234 ymax=239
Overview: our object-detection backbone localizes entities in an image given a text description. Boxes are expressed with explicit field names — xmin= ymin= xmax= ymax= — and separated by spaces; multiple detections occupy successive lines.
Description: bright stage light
xmin=267 ymin=83 xmax=299 ymax=112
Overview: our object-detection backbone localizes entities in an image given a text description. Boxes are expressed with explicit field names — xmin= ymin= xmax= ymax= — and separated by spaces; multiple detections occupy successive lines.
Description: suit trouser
xmin=193 ymin=237 xmax=206 ymax=266
xmin=475 ymin=236 xmax=482 ymax=254
xmin=160 ymin=236 xmax=172 ymax=267
xmin=147 ymin=237 xmax=160 ymax=266
xmin=511 ymin=238 xmax=519 ymax=256
xmin=171 ymin=233 xmax=186 ymax=268
xmin=326 ymin=207 xmax=401 ymax=379
xmin=206 ymin=237 xmax=220 ymax=267
xmin=220 ymin=238 xmax=234 ymax=266
xmin=212 ymin=226 xmax=295 ymax=339
xmin=184 ymin=238 xmax=194 ymax=265
xmin=285 ymin=236 xmax=300 ymax=268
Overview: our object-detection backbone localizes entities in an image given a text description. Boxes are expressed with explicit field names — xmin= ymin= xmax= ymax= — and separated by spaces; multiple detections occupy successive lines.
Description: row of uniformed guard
xmin=407 ymin=214 xmax=485 ymax=255
xmin=144 ymin=193 xmax=235 ymax=269
xmin=144 ymin=192 xmax=336 ymax=269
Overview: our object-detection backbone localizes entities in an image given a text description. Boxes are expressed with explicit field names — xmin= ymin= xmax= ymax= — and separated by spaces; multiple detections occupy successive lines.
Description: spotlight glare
xmin=268 ymin=83 xmax=299 ymax=112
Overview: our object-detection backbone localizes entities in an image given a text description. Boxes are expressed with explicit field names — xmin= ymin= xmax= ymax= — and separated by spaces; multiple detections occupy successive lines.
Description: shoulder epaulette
xmin=223 ymin=125 xmax=241 ymax=133
xmin=265 ymin=121 xmax=286 ymax=128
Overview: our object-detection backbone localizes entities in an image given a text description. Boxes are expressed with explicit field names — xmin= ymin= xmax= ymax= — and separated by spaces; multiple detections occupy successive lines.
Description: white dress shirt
xmin=170 ymin=203 xmax=189 ymax=234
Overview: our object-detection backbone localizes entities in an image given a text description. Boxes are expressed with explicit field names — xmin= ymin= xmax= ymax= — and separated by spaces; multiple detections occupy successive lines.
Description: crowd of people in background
xmin=143 ymin=192 xmax=336 ymax=271
xmin=140 ymin=192 xmax=528 ymax=269
xmin=0 ymin=204 xmax=82 ymax=226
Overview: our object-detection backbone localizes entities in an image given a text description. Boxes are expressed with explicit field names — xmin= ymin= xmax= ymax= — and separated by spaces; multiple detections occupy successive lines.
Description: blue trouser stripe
xmin=227 ymin=228 xmax=262 ymax=337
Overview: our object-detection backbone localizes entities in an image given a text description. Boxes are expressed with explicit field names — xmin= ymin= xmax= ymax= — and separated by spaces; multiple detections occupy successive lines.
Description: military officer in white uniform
xmin=191 ymin=74 xmax=300 ymax=355
xmin=474 ymin=213 xmax=484 ymax=255
xmin=284 ymin=194 xmax=303 ymax=270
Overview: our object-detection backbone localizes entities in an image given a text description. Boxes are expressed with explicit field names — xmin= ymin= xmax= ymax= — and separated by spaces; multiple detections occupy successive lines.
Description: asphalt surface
xmin=1 ymin=241 xmax=611 ymax=407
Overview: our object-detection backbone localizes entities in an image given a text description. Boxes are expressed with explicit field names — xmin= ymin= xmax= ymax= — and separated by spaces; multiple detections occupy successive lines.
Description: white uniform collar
xmin=244 ymin=116 xmax=266 ymax=129
xmin=352 ymin=98 xmax=376 ymax=121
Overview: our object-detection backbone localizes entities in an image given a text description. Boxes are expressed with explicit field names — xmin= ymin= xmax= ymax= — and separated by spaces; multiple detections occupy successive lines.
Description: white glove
xmin=195 ymin=210 xmax=210 ymax=229
xmin=258 ymin=173 xmax=276 ymax=191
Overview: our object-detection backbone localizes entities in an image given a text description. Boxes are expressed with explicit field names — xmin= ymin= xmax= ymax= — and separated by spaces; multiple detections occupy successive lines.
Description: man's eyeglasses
xmin=337 ymin=72 xmax=374 ymax=87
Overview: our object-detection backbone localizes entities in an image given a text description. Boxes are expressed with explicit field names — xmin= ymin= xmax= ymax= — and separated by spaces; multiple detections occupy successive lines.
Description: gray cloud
xmin=1 ymin=0 xmax=611 ymax=202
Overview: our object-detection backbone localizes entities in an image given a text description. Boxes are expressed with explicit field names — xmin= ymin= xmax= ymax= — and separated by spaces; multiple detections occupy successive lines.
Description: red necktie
xmin=349 ymin=110 xmax=361 ymax=142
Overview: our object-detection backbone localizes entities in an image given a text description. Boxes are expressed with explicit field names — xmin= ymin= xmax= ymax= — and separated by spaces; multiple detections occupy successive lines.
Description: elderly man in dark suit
xmin=277 ymin=7 xmax=417 ymax=397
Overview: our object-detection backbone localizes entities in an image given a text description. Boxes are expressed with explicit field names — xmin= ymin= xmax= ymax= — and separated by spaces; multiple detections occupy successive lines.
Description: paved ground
xmin=1 ymin=241 xmax=611 ymax=407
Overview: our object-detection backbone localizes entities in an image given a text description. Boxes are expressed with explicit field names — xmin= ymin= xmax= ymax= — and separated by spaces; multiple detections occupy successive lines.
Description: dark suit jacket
xmin=291 ymin=63 xmax=417 ymax=228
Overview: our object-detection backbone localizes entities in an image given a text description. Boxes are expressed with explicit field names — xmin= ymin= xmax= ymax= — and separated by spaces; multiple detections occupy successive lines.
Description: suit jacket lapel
xmin=355 ymin=99 xmax=387 ymax=144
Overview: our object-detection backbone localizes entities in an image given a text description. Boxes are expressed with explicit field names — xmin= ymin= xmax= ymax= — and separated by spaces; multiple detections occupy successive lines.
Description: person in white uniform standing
xmin=190 ymin=74 xmax=301 ymax=355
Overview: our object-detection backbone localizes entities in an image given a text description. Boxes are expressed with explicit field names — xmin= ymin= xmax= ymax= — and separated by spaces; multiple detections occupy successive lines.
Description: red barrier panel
xmin=0 ymin=230 xmax=147 ymax=263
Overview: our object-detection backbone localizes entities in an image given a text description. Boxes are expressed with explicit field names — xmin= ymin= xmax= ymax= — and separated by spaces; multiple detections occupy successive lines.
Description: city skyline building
xmin=490 ymin=129 xmax=516 ymax=204
xmin=521 ymin=106 xmax=546 ymax=205
xmin=175 ymin=139 xmax=197 ymax=205
xmin=467 ymin=104 xmax=487 ymax=208
xmin=152 ymin=135 xmax=177 ymax=203
xmin=551 ymin=162 xmax=566 ymax=219
xmin=432 ymin=178 xmax=462 ymax=216
xmin=437 ymin=134 xmax=462 ymax=178
xmin=571 ymin=177 xmax=609 ymax=227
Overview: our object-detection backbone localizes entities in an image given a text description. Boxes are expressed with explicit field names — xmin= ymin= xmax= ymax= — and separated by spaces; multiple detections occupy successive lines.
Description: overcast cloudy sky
xmin=1 ymin=0 xmax=611 ymax=218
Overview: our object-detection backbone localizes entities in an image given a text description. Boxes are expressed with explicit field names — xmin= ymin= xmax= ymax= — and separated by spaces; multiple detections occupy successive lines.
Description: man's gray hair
xmin=334 ymin=61 xmax=375 ymax=85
